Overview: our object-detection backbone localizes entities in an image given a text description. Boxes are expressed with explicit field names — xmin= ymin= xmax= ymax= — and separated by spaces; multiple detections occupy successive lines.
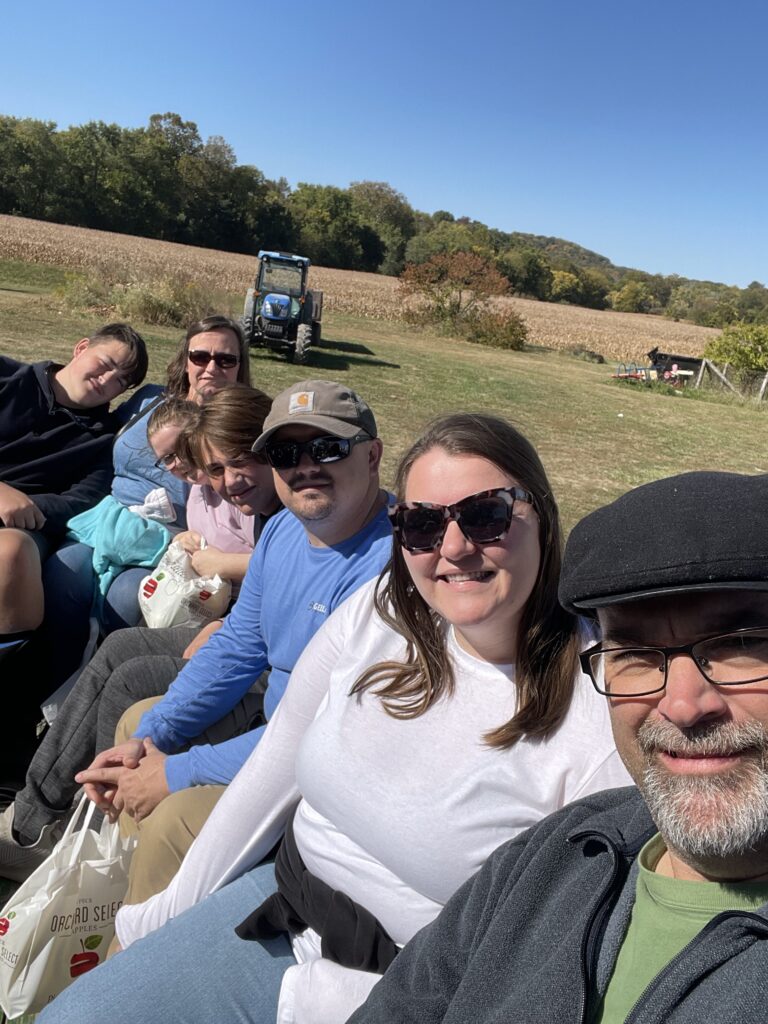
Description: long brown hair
xmin=165 ymin=315 xmax=251 ymax=399
xmin=351 ymin=413 xmax=580 ymax=748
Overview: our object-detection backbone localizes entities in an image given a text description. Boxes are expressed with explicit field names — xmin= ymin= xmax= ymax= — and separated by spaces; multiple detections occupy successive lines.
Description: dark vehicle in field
xmin=242 ymin=251 xmax=323 ymax=364
xmin=647 ymin=347 xmax=703 ymax=375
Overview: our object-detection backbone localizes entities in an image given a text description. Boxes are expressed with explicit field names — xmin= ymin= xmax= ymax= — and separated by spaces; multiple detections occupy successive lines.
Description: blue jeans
xmin=102 ymin=565 xmax=146 ymax=631
xmin=39 ymin=540 xmax=95 ymax=687
xmin=42 ymin=542 xmax=146 ymax=644
xmin=38 ymin=862 xmax=296 ymax=1024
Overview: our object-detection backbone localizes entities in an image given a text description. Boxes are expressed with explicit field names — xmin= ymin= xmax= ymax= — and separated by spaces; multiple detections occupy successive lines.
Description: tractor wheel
xmin=242 ymin=289 xmax=257 ymax=346
xmin=312 ymin=321 xmax=322 ymax=346
xmin=292 ymin=324 xmax=312 ymax=364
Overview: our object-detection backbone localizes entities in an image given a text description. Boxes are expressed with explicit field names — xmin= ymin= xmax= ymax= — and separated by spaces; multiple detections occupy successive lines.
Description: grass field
xmin=0 ymin=216 xmax=765 ymax=532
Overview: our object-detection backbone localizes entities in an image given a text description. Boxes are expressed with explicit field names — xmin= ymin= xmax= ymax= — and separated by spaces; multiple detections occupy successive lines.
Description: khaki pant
xmin=116 ymin=690 xmax=264 ymax=905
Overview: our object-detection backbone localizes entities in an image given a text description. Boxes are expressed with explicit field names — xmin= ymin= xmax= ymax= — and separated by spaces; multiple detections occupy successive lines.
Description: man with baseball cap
xmin=348 ymin=471 xmax=768 ymax=1024
xmin=2 ymin=381 xmax=393 ymax=900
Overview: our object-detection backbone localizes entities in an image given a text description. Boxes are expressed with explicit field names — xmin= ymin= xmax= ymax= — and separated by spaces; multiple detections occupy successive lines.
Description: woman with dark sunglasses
xmin=38 ymin=317 xmax=250 ymax=691
xmin=41 ymin=414 xmax=629 ymax=1024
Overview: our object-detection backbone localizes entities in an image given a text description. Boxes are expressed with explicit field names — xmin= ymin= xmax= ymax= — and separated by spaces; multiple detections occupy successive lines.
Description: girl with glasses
xmin=40 ymin=414 xmax=630 ymax=1024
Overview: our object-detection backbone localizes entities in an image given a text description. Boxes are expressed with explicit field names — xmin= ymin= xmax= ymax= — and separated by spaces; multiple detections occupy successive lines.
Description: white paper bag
xmin=138 ymin=541 xmax=231 ymax=629
xmin=0 ymin=798 xmax=135 ymax=1017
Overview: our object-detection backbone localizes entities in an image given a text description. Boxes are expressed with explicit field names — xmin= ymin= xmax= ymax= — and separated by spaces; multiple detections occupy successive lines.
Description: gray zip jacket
xmin=348 ymin=786 xmax=768 ymax=1024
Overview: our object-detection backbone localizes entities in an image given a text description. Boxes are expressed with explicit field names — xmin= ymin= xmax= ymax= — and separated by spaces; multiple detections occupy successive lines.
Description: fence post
xmin=704 ymin=360 xmax=742 ymax=396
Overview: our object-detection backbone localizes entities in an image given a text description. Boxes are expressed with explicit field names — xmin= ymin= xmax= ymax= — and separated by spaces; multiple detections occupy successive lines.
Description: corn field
xmin=0 ymin=215 xmax=719 ymax=361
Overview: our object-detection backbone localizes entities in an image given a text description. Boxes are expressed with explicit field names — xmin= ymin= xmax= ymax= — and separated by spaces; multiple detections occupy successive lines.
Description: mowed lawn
xmin=1 ymin=260 xmax=766 ymax=533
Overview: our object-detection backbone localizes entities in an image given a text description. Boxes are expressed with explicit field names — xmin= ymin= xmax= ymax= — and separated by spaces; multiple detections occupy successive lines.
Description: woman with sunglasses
xmin=39 ymin=317 xmax=250 ymax=686
xmin=40 ymin=413 xmax=630 ymax=1024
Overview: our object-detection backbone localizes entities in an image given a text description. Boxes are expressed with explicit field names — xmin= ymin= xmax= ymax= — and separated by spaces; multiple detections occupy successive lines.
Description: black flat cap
xmin=560 ymin=471 xmax=768 ymax=612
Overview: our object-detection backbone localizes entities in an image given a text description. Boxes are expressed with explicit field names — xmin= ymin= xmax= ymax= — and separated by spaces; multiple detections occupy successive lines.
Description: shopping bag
xmin=0 ymin=797 xmax=135 ymax=1017
xmin=138 ymin=541 xmax=231 ymax=629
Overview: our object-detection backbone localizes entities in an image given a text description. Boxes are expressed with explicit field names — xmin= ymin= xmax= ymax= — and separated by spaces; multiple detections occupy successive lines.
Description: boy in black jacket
xmin=0 ymin=323 xmax=147 ymax=647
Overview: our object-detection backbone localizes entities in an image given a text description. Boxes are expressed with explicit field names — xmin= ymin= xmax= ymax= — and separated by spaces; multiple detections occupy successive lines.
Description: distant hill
xmin=506 ymin=231 xmax=622 ymax=276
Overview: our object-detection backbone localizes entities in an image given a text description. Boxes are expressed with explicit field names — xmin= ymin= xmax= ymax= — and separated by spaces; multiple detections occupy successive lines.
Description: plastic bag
xmin=138 ymin=541 xmax=231 ymax=630
xmin=0 ymin=797 xmax=135 ymax=1017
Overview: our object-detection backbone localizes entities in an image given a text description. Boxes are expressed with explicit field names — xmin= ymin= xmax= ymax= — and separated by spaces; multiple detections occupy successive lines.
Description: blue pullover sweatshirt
xmin=136 ymin=502 xmax=393 ymax=790
xmin=112 ymin=385 xmax=189 ymax=526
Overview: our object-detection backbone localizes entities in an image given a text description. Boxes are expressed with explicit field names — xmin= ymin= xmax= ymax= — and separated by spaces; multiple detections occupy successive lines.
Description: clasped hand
xmin=76 ymin=737 xmax=169 ymax=823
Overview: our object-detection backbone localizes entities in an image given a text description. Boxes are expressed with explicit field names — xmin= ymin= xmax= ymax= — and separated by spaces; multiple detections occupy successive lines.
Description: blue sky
xmin=4 ymin=0 xmax=767 ymax=286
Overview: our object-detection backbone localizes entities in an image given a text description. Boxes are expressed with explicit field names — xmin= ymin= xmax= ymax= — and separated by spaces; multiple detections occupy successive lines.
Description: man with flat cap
xmin=349 ymin=470 xmax=768 ymax=1024
xmin=0 ymin=381 xmax=392 ymax=902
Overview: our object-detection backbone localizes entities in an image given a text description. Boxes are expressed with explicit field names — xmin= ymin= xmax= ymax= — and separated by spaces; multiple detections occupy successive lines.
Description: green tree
xmin=704 ymin=324 xmax=768 ymax=373
xmin=0 ymin=116 xmax=62 ymax=219
xmin=348 ymin=181 xmax=416 ymax=275
xmin=609 ymin=280 xmax=654 ymax=313
xmin=736 ymin=281 xmax=768 ymax=325
xmin=56 ymin=120 xmax=128 ymax=229
xmin=550 ymin=270 xmax=583 ymax=304
xmin=404 ymin=221 xmax=475 ymax=264
xmin=575 ymin=267 xmax=611 ymax=310
xmin=496 ymin=248 xmax=553 ymax=301
xmin=288 ymin=184 xmax=384 ymax=270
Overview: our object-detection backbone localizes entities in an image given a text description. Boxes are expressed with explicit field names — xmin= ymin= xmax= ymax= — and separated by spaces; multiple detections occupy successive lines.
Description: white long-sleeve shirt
xmin=116 ymin=577 xmax=631 ymax=1022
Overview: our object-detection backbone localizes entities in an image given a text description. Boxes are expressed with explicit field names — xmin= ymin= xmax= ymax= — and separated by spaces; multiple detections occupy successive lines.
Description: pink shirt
xmin=185 ymin=484 xmax=255 ymax=554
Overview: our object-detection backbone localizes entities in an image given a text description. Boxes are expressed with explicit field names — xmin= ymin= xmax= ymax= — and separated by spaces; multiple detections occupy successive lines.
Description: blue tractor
xmin=242 ymin=251 xmax=323 ymax=364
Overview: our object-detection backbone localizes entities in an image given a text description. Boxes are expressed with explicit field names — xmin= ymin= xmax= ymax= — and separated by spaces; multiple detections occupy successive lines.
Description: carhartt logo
xmin=309 ymin=601 xmax=327 ymax=614
xmin=289 ymin=392 xmax=314 ymax=414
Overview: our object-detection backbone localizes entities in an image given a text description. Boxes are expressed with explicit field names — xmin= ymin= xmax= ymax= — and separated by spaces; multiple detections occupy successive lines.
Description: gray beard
xmin=637 ymin=719 xmax=768 ymax=861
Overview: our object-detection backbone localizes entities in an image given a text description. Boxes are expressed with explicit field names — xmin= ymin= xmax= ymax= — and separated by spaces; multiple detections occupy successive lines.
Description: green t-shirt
xmin=595 ymin=834 xmax=768 ymax=1024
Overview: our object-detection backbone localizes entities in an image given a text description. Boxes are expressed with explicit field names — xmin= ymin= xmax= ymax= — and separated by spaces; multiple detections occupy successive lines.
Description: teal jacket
xmin=67 ymin=495 xmax=171 ymax=602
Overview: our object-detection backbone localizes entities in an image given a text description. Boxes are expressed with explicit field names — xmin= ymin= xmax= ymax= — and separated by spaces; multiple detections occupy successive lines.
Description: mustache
xmin=286 ymin=470 xmax=334 ymax=488
xmin=638 ymin=719 xmax=768 ymax=758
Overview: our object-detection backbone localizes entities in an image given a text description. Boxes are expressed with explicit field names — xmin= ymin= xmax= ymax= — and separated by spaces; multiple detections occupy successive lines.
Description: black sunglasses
xmin=188 ymin=349 xmax=240 ymax=370
xmin=389 ymin=486 xmax=535 ymax=553
xmin=264 ymin=433 xmax=371 ymax=469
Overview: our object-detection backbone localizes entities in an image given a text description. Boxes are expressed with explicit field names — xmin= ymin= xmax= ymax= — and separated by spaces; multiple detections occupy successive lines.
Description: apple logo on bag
xmin=70 ymin=935 xmax=103 ymax=977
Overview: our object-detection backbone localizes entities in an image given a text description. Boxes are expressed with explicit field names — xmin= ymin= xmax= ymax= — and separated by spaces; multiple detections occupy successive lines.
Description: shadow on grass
xmin=253 ymin=335 xmax=400 ymax=372
xmin=523 ymin=342 xmax=557 ymax=354
xmin=315 ymin=338 xmax=375 ymax=356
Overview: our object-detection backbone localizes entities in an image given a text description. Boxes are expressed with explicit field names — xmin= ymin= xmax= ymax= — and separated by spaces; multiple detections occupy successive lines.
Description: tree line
xmin=2 ymin=111 xmax=767 ymax=329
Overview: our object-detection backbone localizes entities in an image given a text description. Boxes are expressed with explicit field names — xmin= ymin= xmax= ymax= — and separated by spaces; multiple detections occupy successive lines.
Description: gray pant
xmin=14 ymin=625 xmax=267 ymax=844
xmin=13 ymin=626 xmax=196 ymax=843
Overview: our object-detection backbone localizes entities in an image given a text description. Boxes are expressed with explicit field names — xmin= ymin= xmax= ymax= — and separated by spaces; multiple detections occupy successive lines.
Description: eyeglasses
xmin=187 ymin=350 xmax=240 ymax=370
xmin=389 ymin=486 xmax=535 ymax=553
xmin=263 ymin=433 xmax=372 ymax=469
xmin=204 ymin=453 xmax=267 ymax=478
xmin=153 ymin=451 xmax=180 ymax=470
xmin=581 ymin=628 xmax=768 ymax=697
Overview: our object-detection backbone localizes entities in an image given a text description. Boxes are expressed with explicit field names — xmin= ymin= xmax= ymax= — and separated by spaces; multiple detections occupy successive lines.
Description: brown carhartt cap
xmin=252 ymin=380 xmax=377 ymax=451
